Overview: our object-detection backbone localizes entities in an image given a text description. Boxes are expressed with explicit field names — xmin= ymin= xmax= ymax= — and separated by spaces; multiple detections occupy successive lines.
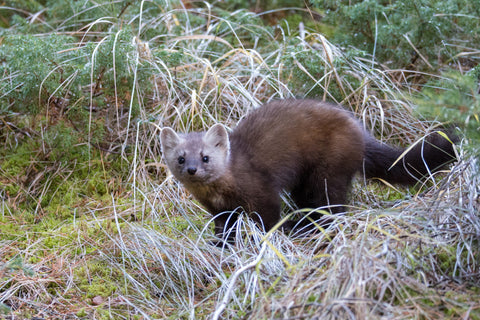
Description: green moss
xmin=0 ymin=214 xmax=24 ymax=240
xmin=75 ymin=262 xmax=121 ymax=299
xmin=83 ymin=276 xmax=117 ymax=298
xmin=85 ymin=172 xmax=108 ymax=197
xmin=1 ymin=142 xmax=37 ymax=176
xmin=0 ymin=117 xmax=127 ymax=218
xmin=76 ymin=308 xmax=88 ymax=317
xmin=437 ymin=246 xmax=457 ymax=274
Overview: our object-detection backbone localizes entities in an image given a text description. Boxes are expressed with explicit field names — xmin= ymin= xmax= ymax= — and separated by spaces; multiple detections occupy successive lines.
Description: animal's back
xmin=229 ymin=99 xmax=366 ymax=191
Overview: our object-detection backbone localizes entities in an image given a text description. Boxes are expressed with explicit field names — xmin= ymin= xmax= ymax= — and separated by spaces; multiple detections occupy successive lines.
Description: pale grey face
xmin=160 ymin=125 xmax=230 ymax=185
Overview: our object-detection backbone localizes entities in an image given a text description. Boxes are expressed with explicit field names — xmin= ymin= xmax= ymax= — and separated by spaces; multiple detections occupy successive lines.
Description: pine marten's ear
xmin=160 ymin=127 xmax=182 ymax=153
xmin=204 ymin=124 xmax=230 ymax=152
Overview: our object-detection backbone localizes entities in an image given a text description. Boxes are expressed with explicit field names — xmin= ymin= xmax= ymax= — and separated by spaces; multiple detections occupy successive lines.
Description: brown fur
xmin=160 ymin=99 xmax=457 ymax=240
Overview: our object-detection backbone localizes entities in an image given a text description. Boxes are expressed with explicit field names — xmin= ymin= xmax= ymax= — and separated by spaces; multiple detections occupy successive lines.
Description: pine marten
xmin=160 ymin=99 xmax=457 ymax=240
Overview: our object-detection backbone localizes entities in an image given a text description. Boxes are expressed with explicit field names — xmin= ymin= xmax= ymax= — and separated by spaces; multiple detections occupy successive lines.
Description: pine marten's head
xmin=160 ymin=124 xmax=230 ymax=184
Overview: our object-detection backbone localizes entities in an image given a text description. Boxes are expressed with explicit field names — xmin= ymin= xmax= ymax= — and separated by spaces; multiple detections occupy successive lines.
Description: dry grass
xmin=1 ymin=1 xmax=479 ymax=319
xmin=108 ymin=152 xmax=478 ymax=319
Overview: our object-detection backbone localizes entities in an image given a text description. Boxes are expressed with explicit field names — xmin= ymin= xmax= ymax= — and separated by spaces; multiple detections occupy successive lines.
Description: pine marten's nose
xmin=187 ymin=167 xmax=197 ymax=175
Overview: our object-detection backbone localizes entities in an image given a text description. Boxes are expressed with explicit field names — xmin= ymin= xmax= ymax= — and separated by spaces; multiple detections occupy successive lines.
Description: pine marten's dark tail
xmin=363 ymin=131 xmax=458 ymax=185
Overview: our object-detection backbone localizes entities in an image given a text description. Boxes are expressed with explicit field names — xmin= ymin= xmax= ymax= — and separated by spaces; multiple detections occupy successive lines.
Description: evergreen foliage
xmin=416 ymin=69 xmax=480 ymax=167
xmin=317 ymin=0 xmax=480 ymax=70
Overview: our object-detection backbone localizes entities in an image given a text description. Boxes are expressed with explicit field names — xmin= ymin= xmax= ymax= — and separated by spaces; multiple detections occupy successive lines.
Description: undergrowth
xmin=318 ymin=0 xmax=480 ymax=71
xmin=1 ymin=0 xmax=479 ymax=319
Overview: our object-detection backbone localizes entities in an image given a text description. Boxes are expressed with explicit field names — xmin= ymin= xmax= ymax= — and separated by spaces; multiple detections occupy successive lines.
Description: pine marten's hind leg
xmin=287 ymin=168 xmax=353 ymax=234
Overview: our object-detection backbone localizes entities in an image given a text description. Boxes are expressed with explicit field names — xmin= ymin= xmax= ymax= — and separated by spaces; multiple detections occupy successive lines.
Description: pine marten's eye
xmin=202 ymin=156 xmax=209 ymax=163
xmin=178 ymin=156 xmax=185 ymax=164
